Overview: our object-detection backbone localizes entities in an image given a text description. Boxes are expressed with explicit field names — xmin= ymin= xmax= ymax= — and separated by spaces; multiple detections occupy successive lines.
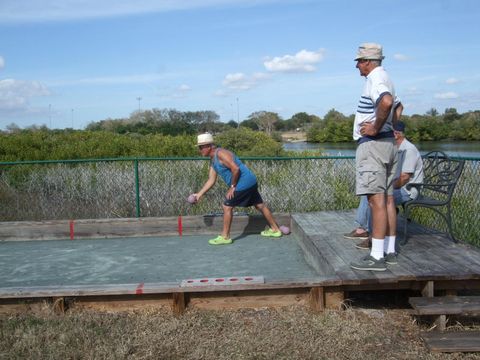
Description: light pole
xmin=236 ymin=97 xmax=240 ymax=127
xmin=136 ymin=97 xmax=142 ymax=112
xmin=71 ymin=109 xmax=74 ymax=128
xmin=49 ymin=104 xmax=52 ymax=129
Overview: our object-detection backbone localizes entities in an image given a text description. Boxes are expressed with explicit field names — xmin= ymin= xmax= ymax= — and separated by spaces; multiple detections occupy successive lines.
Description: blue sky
xmin=0 ymin=0 xmax=479 ymax=129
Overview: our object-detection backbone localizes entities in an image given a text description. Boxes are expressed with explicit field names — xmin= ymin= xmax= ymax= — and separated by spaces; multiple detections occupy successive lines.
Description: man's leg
xmin=254 ymin=203 xmax=280 ymax=233
xmin=384 ymin=194 xmax=397 ymax=257
xmin=368 ymin=193 xmax=387 ymax=260
xmin=355 ymin=195 xmax=370 ymax=231
xmin=221 ymin=204 xmax=234 ymax=239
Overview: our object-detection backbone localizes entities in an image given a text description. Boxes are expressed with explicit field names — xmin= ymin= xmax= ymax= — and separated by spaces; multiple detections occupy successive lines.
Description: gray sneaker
xmin=384 ymin=252 xmax=398 ymax=265
xmin=350 ymin=255 xmax=387 ymax=272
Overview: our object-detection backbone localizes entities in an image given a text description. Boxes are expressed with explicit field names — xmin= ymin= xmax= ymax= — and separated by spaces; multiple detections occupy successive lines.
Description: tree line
xmin=1 ymin=107 xmax=478 ymax=161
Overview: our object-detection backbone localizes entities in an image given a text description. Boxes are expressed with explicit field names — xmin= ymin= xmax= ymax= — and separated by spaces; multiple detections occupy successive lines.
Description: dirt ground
xmin=1 ymin=302 xmax=479 ymax=359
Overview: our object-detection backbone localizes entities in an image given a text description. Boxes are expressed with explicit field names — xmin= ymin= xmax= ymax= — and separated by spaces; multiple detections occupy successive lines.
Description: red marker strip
xmin=69 ymin=220 xmax=75 ymax=240
xmin=178 ymin=215 xmax=183 ymax=236
xmin=135 ymin=282 xmax=144 ymax=295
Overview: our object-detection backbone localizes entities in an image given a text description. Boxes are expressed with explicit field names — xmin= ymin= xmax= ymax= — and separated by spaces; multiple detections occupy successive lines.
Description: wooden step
xmin=421 ymin=331 xmax=480 ymax=353
xmin=409 ymin=296 xmax=480 ymax=316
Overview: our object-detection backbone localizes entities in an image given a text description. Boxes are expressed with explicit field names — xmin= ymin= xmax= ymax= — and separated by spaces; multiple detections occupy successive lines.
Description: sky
xmin=0 ymin=0 xmax=479 ymax=130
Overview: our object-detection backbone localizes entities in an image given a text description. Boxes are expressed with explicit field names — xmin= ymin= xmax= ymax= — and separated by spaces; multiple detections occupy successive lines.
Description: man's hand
xmin=360 ymin=122 xmax=378 ymax=136
xmin=226 ymin=187 xmax=235 ymax=200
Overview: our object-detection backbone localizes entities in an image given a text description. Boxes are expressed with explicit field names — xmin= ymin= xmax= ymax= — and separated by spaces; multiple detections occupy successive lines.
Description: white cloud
xmin=222 ymin=72 xmax=271 ymax=91
xmin=446 ymin=77 xmax=460 ymax=84
xmin=434 ymin=91 xmax=459 ymax=99
xmin=393 ymin=54 xmax=410 ymax=61
xmin=0 ymin=56 xmax=5 ymax=69
xmin=178 ymin=84 xmax=191 ymax=91
xmin=264 ymin=49 xmax=325 ymax=73
xmin=171 ymin=84 xmax=191 ymax=98
xmin=0 ymin=0 xmax=281 ymax=23
xmin=0 ymin=79 xmax=50 ymax=111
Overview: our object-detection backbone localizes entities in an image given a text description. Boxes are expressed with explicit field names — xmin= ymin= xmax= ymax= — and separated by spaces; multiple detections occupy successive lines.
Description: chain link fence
xmin=0 ymin=156 xmax=478 ymax=245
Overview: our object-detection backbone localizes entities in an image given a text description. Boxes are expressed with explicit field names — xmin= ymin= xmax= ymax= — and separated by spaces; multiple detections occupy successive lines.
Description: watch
xmin=230 ymin=185 xmax=236 ymax=188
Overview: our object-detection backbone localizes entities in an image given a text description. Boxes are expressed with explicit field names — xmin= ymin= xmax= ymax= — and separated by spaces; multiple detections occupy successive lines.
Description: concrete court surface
xmin=0 ymin=233 xmax=318 ymax=288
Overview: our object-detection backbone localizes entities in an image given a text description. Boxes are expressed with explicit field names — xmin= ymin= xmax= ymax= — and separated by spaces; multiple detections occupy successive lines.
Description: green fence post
xmin=134 ymin=159 xmax=141 ymax=217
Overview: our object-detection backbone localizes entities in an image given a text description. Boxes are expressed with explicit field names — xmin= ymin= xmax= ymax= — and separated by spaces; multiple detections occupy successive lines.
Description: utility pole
xmin=236 ymin=97 xmax=240 ymax=127
xmin=136 ymin=97 xmax=142 ymax=112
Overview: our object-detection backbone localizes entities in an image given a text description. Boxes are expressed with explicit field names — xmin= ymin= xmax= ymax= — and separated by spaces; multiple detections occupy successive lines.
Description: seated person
xmin=345 ymin=120 xmax=424 ymax=250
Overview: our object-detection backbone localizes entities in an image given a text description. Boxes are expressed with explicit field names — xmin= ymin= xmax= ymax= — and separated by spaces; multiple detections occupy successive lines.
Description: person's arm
xmin=216 ymin=149 xmax=240 ymax=200
xmin=194 ymin=166 xmax=217 ymax=201
xmin=392 ymin=102 xmax=404 ymax=128
xmin=361 ymin=93 xmax=394 ymax=136
xmin=393 ymin=172 xmax=412 ymax=189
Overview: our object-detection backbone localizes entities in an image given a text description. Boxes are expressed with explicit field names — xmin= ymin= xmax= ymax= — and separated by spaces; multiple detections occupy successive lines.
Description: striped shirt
xmin=353 ymin=66 xmax=398 ymax=141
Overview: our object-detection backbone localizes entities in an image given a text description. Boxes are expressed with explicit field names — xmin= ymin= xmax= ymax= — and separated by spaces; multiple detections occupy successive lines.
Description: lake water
xmin=283 ymin=141 xmax=480 ymax=158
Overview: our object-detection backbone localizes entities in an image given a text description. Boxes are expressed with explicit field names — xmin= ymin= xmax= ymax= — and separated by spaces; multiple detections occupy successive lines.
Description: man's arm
xmin=216 ymin=149 xmax=240 ymax=200
xmin=392 ymin=102 xmax=404 ymax=128
xmin=195 ymin=166 xmax=217 ymax=201
xmin=361 ymin=93 xmax=394 ymax=136
xmin=393 ymin=172 xmax=412 ymax=189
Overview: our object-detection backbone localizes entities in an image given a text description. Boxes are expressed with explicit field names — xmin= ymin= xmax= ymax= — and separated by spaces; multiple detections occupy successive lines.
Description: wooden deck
xmin=293 ymin=211 xmax=480 ymax=292
xmin=1 ymin=211 xmax=480 ymax=312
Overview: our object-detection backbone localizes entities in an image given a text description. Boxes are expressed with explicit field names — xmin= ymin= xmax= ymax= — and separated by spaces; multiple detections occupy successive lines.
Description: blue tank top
xmin=212 ymin=148 xmax=257 ymax=191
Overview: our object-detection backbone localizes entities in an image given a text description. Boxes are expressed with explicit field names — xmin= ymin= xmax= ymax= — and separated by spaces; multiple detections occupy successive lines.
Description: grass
xmin=1 ymin=303 xmax=479 ymax=359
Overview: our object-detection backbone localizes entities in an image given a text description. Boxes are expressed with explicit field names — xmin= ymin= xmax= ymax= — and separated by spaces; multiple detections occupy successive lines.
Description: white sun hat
xmin=197 ymin=133 xmax=214 ymax=146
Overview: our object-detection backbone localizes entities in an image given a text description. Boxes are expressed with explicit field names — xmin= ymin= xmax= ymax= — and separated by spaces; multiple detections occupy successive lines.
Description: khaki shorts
xmin=356 ymin=138 xmax=397 ymax=196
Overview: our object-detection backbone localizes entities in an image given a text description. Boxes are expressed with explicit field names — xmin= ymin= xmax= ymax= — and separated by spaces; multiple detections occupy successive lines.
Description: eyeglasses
xmin=357 ymin=59 xmax=370 ymax=64
xmin=198 ymin=144 xmax=211 ymax=150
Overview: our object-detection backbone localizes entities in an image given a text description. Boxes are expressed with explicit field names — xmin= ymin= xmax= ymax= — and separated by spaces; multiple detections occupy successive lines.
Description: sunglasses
xmin=198 ymin=144 xmax=211 ymax=150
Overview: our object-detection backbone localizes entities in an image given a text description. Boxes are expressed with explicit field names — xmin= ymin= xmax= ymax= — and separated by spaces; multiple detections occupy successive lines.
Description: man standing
xmin=193 ymin=133 xmax=282 ymax=245
xmin=352 ymin=121 xmax=425 ymax=259
xmin=350 ymin=43 xmax=399 ymax=271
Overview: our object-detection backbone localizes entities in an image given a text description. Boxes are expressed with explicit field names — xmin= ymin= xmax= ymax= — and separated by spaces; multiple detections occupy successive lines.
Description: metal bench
xmin=401 ymin=151 xmax=465 ymax=245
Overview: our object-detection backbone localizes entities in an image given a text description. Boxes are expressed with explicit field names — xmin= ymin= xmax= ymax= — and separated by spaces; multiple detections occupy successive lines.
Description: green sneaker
xmin=260 ymin=228 xmax=282 ymax=238
xmin=208 ymin=235 xmax=232 ymax=245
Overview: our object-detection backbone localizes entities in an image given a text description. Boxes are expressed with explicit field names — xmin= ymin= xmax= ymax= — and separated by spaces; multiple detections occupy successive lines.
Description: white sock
xmin=370 ymin=238 xmax=384 ymax=260
xmin=386 ymin=235 xmax=396 ymax=254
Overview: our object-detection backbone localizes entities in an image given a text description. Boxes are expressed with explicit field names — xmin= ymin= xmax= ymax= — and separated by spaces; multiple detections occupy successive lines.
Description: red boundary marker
xmin=135 ymin=282 xmax=144 ymax=295
xmin=178 ymin=215 xmax=183 ymax=236
xmin=69 ymin=220 xmax=74 ymax=240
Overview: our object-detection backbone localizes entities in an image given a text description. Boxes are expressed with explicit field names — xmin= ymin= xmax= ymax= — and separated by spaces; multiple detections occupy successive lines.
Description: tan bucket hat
xmin=197 ymin=133 xmax=214 ymax=146
xmin=355 ymin=43 xmax=385 ymax=61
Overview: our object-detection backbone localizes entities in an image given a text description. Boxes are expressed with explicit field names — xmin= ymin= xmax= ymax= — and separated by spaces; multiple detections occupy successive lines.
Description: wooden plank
xmin=172 ymin=292 xmax=186 ymax=315
xmin=421 ymin=281 xmax=434 ymax=297
xmin=410 ymin=234 xmax=480 ymax=276
xmin=188 ymin=288 xmax=308 ymax=310
xmin=298 ymin=216 xmax=367 ymax=283
xmin=421 ymin=331 xmax=480 ymax=353
xmin=291 ymin=216 xmax=337 ymax=276
xmin=308 ymin=287 xmax=324 ymax=312
xmin=0 ymin=214 xmax=292 ymax=241
xmin=409 ymin=296 xmax=480 ymax=315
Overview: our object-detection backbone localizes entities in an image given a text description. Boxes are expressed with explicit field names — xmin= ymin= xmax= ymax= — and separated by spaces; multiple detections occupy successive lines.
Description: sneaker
xmin=343 ymin=229 xmax=369 ymax=240
xmin=355 ymin=237 xmax=372 ymax=250
xmin=384 ymin=252 xmax=398 ymax=265
xmin=260 ymin=228 xmax=282 ymax=238
xmin=350 ymin=255 xmax=387 ymax=272
xmin=208 ymin=235 xmax=232 ymax=245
